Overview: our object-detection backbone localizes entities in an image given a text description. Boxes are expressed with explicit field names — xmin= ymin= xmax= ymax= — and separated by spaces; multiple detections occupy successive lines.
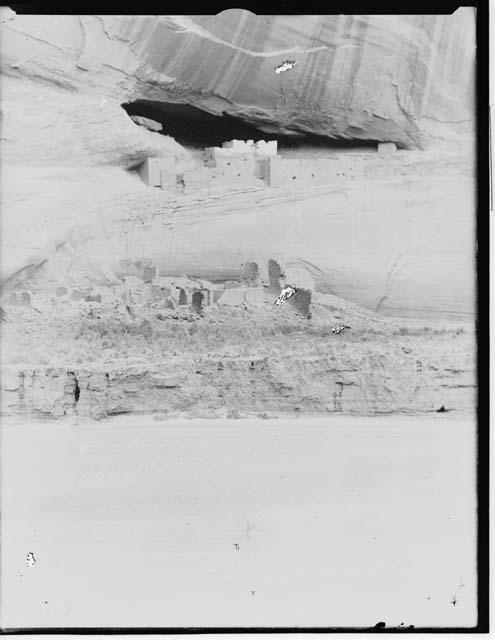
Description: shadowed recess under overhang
xmin=121 ymin=100 xmax=383 ymax=150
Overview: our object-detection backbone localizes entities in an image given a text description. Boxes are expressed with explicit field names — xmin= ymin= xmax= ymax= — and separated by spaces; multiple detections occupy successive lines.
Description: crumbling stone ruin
xmin=1 ymin=255 xmax=315 ymax=323
xmin=242 ymin=261 xmax=260 ymax=286
xmin=288 ymin=288 xmax=312 ymax=318
xmin=268 ymin=259 xmax=283 ymax=293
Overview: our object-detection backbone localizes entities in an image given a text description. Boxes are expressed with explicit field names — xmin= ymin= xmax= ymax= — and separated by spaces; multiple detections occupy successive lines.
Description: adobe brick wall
xmin=255 ymin=156 xmax=270 ymax=181
xmin=138 ymin=157 xmax=180 ymax=188
xmin=267 ymin=156 xmax=370 ymax=187
xmin=209 ymin=156 xmax=259 ymax=188
xmin=139 ymin=144 xmax=405 ymax=193
xmin=178 ymin=160 xmax=260 ymax=192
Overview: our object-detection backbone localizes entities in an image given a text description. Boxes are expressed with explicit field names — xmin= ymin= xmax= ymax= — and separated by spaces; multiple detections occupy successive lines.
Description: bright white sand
xmin=0 ymin=415 xmax=477 ymax=629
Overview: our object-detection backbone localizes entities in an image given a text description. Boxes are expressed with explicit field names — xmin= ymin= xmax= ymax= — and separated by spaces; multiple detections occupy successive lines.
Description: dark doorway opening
xmin=178 ymin=288 xmax=187 ymax=305
xmin=192 ymin=291 xmax=204 ymax=314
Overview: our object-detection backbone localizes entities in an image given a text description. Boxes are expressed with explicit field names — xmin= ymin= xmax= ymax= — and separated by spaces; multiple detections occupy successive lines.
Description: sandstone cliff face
xmin=1 ymin=342 xmax=475 ymax=420
xmin=118 ymin=11 xmax=476 ymax=149
xmin=1 ymin=9 xmax=475 ymax=155
xmin=0 ymin=9 xmax=476 ymax=318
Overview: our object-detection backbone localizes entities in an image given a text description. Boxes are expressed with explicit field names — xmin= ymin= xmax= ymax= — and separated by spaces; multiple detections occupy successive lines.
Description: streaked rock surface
xmin=1 ymin=10 xmax=475 ymax=152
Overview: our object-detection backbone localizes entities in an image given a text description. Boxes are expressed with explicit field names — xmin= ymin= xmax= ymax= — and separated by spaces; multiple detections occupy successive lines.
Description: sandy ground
xmin=0 ymin=415 xmax=476 ymax=629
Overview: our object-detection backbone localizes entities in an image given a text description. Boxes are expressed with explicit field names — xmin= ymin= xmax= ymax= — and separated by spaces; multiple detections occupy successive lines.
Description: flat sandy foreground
xmin=0 ymin=414 xmax=477 ymax=629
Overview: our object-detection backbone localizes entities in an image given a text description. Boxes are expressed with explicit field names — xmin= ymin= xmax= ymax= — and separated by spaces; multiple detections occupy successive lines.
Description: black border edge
xmin=475 ymin=0 xmax=490 ymax=634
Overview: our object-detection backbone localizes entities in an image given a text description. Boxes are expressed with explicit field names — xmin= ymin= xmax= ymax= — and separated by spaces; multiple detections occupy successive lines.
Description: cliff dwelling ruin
xmin=134 ymin=135 xmax=398 ymax=195
xmin=122 ymin=99 xmax=400 ymax=196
